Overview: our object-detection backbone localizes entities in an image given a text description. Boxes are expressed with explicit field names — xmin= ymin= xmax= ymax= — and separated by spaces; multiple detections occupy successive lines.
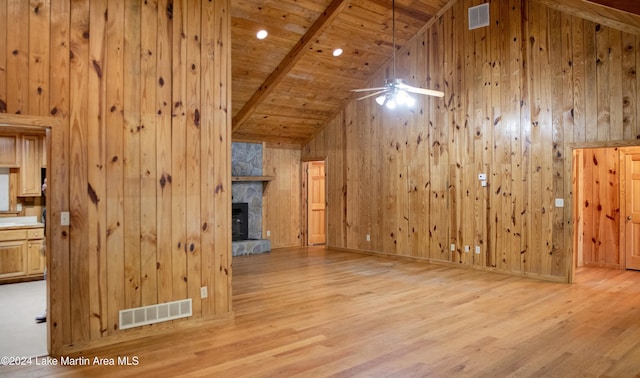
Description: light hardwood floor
xmin=3 ymin=246 xmax=640 ymax=377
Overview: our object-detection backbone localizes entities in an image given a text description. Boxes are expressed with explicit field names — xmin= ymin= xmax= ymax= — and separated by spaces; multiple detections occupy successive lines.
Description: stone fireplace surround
xmin=231 ymin=142 xmax=271 ymax=256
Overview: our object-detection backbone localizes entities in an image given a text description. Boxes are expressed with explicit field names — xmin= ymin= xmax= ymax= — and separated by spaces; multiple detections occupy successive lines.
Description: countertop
xmin=0 ymin=216 xmax=44 ymax=230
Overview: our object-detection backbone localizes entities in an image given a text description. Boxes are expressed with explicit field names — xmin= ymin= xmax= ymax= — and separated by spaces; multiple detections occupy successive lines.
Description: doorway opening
xmin=573 ymin=146 xmax=640 ymax=273
xmin=304 ymin=160 xmax=326 ymax=246
xmin=0 ymin=115 xmax=53 ymax=358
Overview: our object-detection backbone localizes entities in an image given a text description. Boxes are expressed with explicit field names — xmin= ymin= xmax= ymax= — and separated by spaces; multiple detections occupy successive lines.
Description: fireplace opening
xmin=232 ymin=202 xmax=249 ymax=241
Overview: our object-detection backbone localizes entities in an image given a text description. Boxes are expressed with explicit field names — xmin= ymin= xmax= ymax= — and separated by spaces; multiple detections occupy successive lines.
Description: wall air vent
xmin=468 ymin=3 xmax=490 ymax=30
xmin=119 ymin=298 xmax=192 ymax=330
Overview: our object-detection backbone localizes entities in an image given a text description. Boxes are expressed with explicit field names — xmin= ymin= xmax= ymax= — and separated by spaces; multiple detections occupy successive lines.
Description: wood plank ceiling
xmin=231 ymin=0 xmax=450 ymax=146
xmin=230 ymin=0 xmax=640 ymax=147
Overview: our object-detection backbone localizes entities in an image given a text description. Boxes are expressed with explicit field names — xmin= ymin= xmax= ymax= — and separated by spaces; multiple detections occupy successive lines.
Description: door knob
xmin=628 ymin=216 xmax=633 ymax=221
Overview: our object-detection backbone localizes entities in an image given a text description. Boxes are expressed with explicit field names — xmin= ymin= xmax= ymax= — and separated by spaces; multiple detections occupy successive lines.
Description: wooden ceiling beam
xmin=535 ymin=0 xmax=640 ymax=35
xmin=586 ymin=0 xmax=640 ymax=16
xmin=232 ymin=0 xmax=349 ymax=132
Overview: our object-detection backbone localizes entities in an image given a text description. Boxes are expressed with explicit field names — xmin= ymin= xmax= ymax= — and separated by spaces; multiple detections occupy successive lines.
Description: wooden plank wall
xmin=577 ymin=148 xmax=621 ymax=268
xmin=0 ymin=0 xmax=232 ymax=355
xmin=262 ymin=146 xmax=302 ymax=248
xmin=303 ymin=0 xmax=640 ymax=282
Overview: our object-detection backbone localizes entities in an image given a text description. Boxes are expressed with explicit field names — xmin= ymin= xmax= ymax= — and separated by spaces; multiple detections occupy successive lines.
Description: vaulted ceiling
xmin=230 ymin=0 xmax=640 ymax=147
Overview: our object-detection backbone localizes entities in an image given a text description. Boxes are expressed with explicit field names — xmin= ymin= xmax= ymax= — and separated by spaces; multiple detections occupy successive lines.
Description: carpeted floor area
xmin=0 ymin=280 xmax=47 ymax=358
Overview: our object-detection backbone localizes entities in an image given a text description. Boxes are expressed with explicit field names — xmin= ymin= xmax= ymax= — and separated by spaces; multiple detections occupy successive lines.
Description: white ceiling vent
xmin=468 ymin=3 xmax=490 ymax=30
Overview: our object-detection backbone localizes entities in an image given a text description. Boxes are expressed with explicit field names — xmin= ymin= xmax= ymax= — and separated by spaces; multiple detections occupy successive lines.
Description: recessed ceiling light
xmin=256 ymin=30 xmax=268 ymax=40
xmin=333 ymin=48 xmax=343 ymax=57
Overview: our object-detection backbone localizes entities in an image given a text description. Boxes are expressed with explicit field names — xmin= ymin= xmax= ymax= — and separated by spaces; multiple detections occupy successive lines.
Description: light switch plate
xmin=555 ymin=198 xmax=564 ymax=208
xmin=61 ymin=211 xmax=70 ymax=226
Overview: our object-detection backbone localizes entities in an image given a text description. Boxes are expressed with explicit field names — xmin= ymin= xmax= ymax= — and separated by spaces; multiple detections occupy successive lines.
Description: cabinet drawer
xmin=0 ymin=230 xmax=28 ymax=242
xmin=27 ymin=228 xmax=44 ymax=239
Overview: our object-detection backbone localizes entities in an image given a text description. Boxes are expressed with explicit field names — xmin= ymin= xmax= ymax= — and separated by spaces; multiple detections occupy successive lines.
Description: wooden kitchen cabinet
xmin=19 ymin=135 xmax=42 ymax=196
xmin=27 ymin=239 xmax=44 ymax=275
xmin=0 ymin=227 xmax=44 ymax=283
xmin=0 ymin=231 xmax=28 ymax=280
xmin=0 ymin=135 xmax=19 ymax=167
xmin=27 ymin=228 xmax=45 ymax=275
xmin=0 ymin=240 xmax=27 ymax=280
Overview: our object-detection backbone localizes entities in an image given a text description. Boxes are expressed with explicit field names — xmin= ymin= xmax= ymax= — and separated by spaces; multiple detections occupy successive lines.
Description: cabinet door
xmin=19 ymin=135 xmax=41 ymax=196
xmin=0 ymin=135 xmax=18 ymax=167
xmin=0 ymin=240 xmax=27 ymax=279
xmin=27 ymin=239 xmax=44 ymax=275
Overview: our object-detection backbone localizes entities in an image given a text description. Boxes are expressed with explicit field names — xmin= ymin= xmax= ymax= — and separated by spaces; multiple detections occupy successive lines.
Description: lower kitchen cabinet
xmin=0 ymin=227 xmax=45 ymax=283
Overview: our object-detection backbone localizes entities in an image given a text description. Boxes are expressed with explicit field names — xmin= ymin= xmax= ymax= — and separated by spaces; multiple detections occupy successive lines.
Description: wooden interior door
xmin=307 ymin=161 xmax=326 ymax=245
xmin=625 ymin=153 xmax=640 ymax=270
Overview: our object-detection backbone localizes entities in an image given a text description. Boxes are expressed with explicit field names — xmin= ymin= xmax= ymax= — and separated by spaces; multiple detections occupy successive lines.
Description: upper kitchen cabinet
xmin=19 ymin=135 xmax=41 ymax=197
xmin=0 ymin=135 xmax=19 ymax=167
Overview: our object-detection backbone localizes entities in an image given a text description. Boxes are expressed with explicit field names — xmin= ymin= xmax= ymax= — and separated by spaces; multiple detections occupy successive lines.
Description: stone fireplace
xmin=231 ymin=142 xmax=271 ymax=256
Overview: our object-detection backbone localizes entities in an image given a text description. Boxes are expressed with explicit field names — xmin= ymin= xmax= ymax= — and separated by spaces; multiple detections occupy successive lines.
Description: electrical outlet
xmin=465 ymin=245 xmax=470 ymax=253
xmin=200 ymin=286 xmax=208 ymax=299
xmin=366 ymin=234 xmax=371 ymax=242
xmin=450 ymin=244 xmax=455 ymax=251
xmin=266 ymin=230 xmax=271 ymax=237
xmin=16 ymin=203 xmax=22 ymax=212
xmin=61 ymin=211 xmax=70 ymax=226
xmin=475 ymin=246 xmax=481 ymax=254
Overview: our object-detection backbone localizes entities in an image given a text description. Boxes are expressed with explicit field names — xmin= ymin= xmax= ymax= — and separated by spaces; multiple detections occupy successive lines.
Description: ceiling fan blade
xmin=400 ymin=85 xmax=444 ymax=98
xmin=356 ymin=89 xmax=388 ymax=100
xmin=351 ymin=87 xmax=388 ymax=92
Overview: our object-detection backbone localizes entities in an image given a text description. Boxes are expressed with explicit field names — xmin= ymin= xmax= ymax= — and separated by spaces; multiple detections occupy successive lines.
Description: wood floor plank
xmin=3 ymin=246 xmax=640 ymax=377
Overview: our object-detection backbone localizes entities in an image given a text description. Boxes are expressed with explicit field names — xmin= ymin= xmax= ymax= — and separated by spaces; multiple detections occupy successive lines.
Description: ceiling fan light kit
xmin=375 ymin=79 xmax=416 ymax=109
xmin=351 ymin=0 xmax=444 ymax=108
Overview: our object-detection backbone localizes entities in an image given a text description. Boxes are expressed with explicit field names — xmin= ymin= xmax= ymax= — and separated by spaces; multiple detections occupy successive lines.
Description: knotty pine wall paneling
xmin=6 ymin=1 xmax=28 ymax=113
xmin=407 ymin=32 xmax=429 ymax=258
xmin=171 ymin=0 xmax=187 ymax=304
xmin=263 ymin=145 xmax=302 ymax=249
xmin=70 ymin=0 xmax=91 ymax=345
xmin=123 ymin=0 xmax=142 ymax=314
xmin=303 ymin=0 xmax=640 ymax=282
xmin=0 ymin=0 xmax=232 ymax=356
xmin=139 ymin=0 xmax=158 ymax=314
xmin=185 ymin=0 xmax=203 ymax=318
xmin=577 ymin=148 xmax=621 ymax=268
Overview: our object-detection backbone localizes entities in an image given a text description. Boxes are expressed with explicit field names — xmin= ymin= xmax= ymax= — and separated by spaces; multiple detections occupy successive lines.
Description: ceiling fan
xmin=351 ymin=0 xmax=444 ymax=109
